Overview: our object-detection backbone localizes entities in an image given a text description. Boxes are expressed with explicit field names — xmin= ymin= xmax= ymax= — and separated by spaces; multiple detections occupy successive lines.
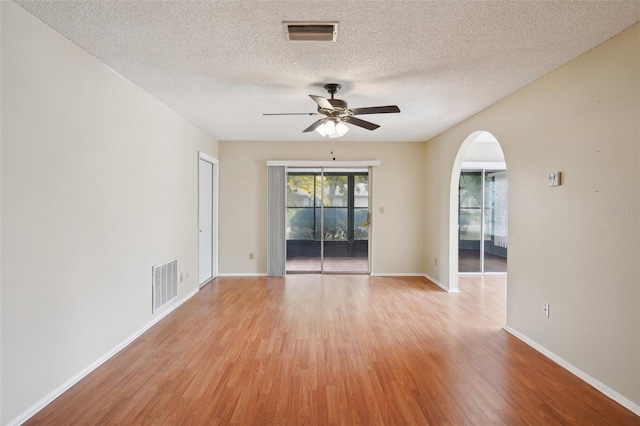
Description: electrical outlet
xmin=543 ymin=303 xmax=550 ymax=318
xmin=249 ymin=252 xmax=254 ymax=260
xmin=185 ymin=271 xmax=190 ymax=279
xmin=435 ymin=258 xmax=438 ymax=266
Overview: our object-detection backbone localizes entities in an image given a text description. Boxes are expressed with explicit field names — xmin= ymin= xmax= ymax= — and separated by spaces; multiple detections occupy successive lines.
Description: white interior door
xmin=198 ymin=157 xmax=215 ymax=286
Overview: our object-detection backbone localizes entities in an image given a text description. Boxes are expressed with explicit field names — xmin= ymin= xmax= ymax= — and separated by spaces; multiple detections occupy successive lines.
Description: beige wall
xmin=1 ymin=3 xmax=218 ymax=423
xmin=425 ymin=24 xmax=639 ymax=406
xmin=218 ymin=141 xmax=426 ymax=275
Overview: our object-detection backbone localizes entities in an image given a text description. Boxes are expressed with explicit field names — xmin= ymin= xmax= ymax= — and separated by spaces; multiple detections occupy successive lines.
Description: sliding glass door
xmin=458 ymin=169 xmax=508 ymax=273
xmin=285 ymin=172 xmax=322 ymax=273
xmin=459 ymin=171 xmax=483 ymax=272
xmin=286 ymin=168 xmax=370 ymax=274
xmin=483 ymin=171 xmax=508 ymax=272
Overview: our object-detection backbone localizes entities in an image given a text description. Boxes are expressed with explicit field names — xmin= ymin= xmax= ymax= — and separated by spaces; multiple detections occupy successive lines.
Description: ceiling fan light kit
xmin=264 ymin=83 xmax=401 ymax=139
xmin=315 ymin=119 xmax=349 ymax=138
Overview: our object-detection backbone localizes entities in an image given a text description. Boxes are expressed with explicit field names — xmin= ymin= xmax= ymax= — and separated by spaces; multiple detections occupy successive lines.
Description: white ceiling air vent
xmin=283 ymin=22 xmax=338 ymax=42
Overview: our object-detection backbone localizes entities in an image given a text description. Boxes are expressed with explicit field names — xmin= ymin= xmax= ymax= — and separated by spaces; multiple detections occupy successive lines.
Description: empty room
xmin=1 ymin=1 xmax=639 ymax=425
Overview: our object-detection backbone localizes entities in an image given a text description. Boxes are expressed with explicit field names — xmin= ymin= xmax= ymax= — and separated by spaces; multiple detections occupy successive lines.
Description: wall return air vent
xmin=283 ymin=21 xmax=338 ymax=42
xmin=152 ymin=258 xmax=178 ymax=313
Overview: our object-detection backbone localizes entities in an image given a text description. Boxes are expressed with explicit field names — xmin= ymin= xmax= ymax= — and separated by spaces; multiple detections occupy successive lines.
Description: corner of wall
xmin=1 ymin=2 xmax=5 ymax=422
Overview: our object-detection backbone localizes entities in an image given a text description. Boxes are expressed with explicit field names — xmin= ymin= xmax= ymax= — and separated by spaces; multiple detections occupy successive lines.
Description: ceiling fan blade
xmin=263 ymin=112 xmax=319 ymax=116
xmin=344 ymin=116 xmax=380 ymax=131
xmin=303 ymin=119 xmax=326 ymax=133
xmin=350 ymin=105 xmax=401 ymax=115
xmin=309 ymin=95 xmax=334 ymax=111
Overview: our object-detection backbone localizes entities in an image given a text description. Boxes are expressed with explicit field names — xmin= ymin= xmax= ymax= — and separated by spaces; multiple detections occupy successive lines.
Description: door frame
xmin=198 ymin=152 xmax=219 ymax=287
xmin=267 ymin=160 xmax=380 ymax=275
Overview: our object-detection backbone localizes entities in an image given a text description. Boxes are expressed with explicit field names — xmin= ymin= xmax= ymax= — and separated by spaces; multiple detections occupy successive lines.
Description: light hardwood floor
xmin=27 ymin=275 xmax=638 ymax=425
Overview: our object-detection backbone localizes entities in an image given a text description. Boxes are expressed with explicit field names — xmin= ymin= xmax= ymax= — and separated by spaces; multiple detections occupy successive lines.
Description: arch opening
xmin=448 ymin=131 xmax=507 ymax=292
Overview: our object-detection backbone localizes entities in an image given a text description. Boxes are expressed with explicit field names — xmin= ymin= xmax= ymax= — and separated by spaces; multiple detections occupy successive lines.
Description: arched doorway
xmin=448 ymin=131 xmax=507 ymax=291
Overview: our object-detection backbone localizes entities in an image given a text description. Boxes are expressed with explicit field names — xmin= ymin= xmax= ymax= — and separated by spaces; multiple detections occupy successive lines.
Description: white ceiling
xmin=15 ymin=1 xmax=640 ymax=142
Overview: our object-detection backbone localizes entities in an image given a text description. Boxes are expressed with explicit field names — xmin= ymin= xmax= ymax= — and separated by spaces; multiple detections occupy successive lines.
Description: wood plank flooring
xmin=27 ymin=276 xmax=639 ymax=425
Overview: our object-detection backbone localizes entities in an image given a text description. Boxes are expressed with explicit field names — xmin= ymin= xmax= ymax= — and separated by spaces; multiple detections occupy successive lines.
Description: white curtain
xmin=267 ymin=166 xmax=286 ymax=276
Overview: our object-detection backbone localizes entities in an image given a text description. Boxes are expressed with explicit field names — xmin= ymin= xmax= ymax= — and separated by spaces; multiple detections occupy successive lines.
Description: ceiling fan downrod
xmin=324 ymin=83 xmax=341 ymax=99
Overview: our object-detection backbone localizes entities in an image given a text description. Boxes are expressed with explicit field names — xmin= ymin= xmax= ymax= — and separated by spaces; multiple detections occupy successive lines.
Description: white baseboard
xmin=370 ymin=272 xmax=425 ymax=277
xmin=8 ymin=288 xmax=200 ymax=426
xmin=217 ymin=272 xmax=268 ymax=277
xmin=503 ymin=326 xmax=640 ymax=416
xmin=458 ymin=272 xmax=507 ymax=276
xmin=423 ymin=273 xmax=458 ymax=293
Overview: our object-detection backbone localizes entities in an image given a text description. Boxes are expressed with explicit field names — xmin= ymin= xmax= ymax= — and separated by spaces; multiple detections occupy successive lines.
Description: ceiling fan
xmin=263 ymin=83 xmax=400 ymax=138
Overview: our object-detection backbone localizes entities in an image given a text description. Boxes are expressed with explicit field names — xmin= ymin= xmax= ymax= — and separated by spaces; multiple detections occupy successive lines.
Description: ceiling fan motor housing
xmin=326 ymin=98 xmax=348 ymax=113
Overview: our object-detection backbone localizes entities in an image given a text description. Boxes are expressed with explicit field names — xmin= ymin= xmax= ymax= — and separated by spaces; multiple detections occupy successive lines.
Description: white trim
xmin=424 ymin=273 xmax=460 ymax=292
xmin=198 ymin=152 xmax=219 ymax=285
xmin=198 ymin=151 xmax=217 ymax=164
xmin=267 ymin=160 xmax=381 ymax=167
xmin=503 ymin=326 xmax=640 ymax=416
xmin=458 ymin=272 xmax=508 ymax=276
xmin=367 ymin=166 xmax=373 ymax=274
xmin=217 ymin=273 xmax=269 ymax=277
xmin=370 ymin=273 xmax=426 ymax=277
xmin=212 ymin=160 xmax=219 ymax=280
xmin=8 ymin=288 xmax=200 ymax=426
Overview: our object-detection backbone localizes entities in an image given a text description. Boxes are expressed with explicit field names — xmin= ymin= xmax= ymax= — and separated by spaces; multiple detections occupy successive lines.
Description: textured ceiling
xmin=15 ymin=1 xmax=640 ymax=142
